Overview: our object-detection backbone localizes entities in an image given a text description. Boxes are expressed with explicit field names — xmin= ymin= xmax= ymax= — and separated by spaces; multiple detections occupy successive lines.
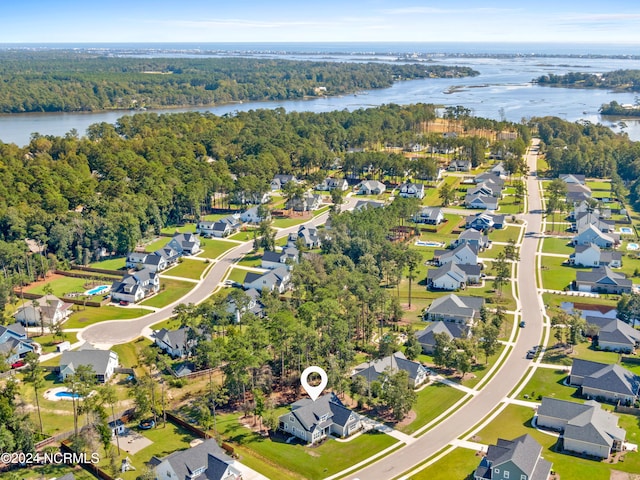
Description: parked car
xmin=119 ymin=300 xmax=130 ymax=306
xmin=526 ymin=350 xmax=535 ymax=359
xmin=519 ymin=321 xmax=526 ymax=328
xmin=11 ymin=360 xmax=25 ymax=369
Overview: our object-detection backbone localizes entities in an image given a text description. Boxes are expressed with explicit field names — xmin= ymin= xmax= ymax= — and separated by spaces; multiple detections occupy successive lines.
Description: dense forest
xmin=0 ymin=103 xmax=526 ymax=312
xmin=534 ymin=69 xmax=640 ymax=91
xmin=0 ymin=50 xmax=478 ymax=113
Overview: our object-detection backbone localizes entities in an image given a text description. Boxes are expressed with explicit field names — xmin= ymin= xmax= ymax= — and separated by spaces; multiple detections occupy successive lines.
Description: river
xmin=1 ymin=48 xmax=640 ymax=146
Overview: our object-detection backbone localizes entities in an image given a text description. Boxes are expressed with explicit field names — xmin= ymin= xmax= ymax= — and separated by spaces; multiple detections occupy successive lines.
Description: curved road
xmin=81 ymin=198 xmax=358 ymax=345
xmin=345 ymin=140 xmax=546 ymax=480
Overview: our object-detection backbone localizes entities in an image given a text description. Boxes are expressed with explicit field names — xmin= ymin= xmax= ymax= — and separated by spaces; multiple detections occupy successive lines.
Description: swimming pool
xmin=55 ymin=391 xmax=82 ymax=399
xmin=85 ymin=285 xmax=110 ymax=296
xmin=627 ymin=243 xmax=639 ymax=251
xmin=620 ymin=227 xmax=633 ymax=235
xmin=415 ymin=240 xmax=444 ymax=247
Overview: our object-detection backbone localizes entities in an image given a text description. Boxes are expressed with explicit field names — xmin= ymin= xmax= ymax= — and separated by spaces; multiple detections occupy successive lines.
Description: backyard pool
xmin=55 ymin=390 xmax=82 ymax=399
xmin=415 ymin=240 xmax=444 ymax=247
xmin=85 ymin=285 xmax=110 ymax=296
xmin=620 ymin=227 xmax=633 ymax=235
xmin=628 ymin=243 xmax=639 ymax=251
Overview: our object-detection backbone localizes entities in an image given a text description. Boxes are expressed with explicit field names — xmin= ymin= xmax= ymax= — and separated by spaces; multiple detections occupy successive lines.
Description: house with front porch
xmin=570 ymin=243 xmax=622 ymax=268
xmin=13 ymin=294 xmax=72 ymax=327
xmin=59 ymin=347 xmax=119 ymax=383
xmin=464 ymin=193 xmax=499 ymax=210
xmin=0 ymin=323 xmax=37 ymax=364
xmin=110 ymin=268 xmax=160 ymax=304
xmin=424 ymin=294 xmax=484 ymax=325
xmin=473 ymin=434 xmax=552 ymax=480
xmin=569 ymin=358 xmax=640 ymax=404
xmin=415 ymin=322 xmax=469 ymax=354
xmin=414 ymin=207 xmax=444 ymax=225
xmin=351 ymin=351 xmax=428 ymax=388
xmin=427 ymin=262 xmax=482 ymax=290
xmin=167 ymin=232 xmax=201 ymax=255
xmin=465 ymin=212 xmax=505 ymax=231
xmin=574 ymin=266 xmax=632 ymax=294
xmin=434 ymin=243 xmax=480 ymax=266
xmin=398 ymin=182 xmax=425 ymax=199
xmin=278 ymin=392 xmax=361 ymax=444
xmin=243 ymin=267 xmax=291 ymax=293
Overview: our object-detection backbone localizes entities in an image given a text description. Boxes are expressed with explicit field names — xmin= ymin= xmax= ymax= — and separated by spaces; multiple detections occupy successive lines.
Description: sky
xmin=3 ymin=0 xmax=640 ymax=45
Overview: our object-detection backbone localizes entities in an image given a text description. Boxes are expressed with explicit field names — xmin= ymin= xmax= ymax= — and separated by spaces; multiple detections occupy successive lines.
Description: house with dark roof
xmin=154 ymin=327 xmax=194 ymax=358
xmin=452 ymin=229 xmax=490 ymax=250
xmin=570 ymin=201 xmax=611 ymax=221
xmin=151 ymin=438 xmax=241 ymax=480
xmin=465 ymin=212 xmax=505 ymax=231
xmin=570 ymin=243 xmax=622 ymax=268
xmin=59 ymin=347 xmax=118 ymax=383
xmin=13 ymin=294 xmax=72 ymax=327
xmin=464 ymin=193 xmax=499 ymax=210
xmin=0 ymin=323 xmax=37 ymax=364
xmin=414 ymin=206 xmax=444 ymax=225
xmin=243 ymin=267 xmax=291 ymax=293
xmin=353 ymin=200 xmax=385 ymax=211
xmin=351 ymin=351 xmax=429 ymax=388
xmin=473 ymin=434 xmax=552 ymax=480
xmin=111 ymin=267 xmax=160 ymax=304
xmin=270 ymin=174 xmax=298 ymax=191
xmin=569 ymin=358 xmax=640 ymax=404
xmin=126 ymin=251 xmax=169 ymax=273
xmin=415 ymin=322 xmax=469 ymax=354
xmin=586 ymin=317 xmax=640 ymax=353
xmin=168 ymin=233 xmax=201 ymax=256
xmin=572 ymin=225 xmax=619 ymax=248
xmin=278 ymin=392 xmax=361 ymax=444
xmin=226 ymin=288 xmax=263 ymax=323
xmin=566 ymin=183 xmax=592 ymax=204
xmin=573 ymin=213 xmax=615 ymax=234
xmin=427 ymin=262 xmax=482 ymax=291
xmin=574 ymin=266 xmax=632 ymax=294
xmin=288 ymin=225 xmax=322 ymax=249
xmin=536 ymin=397 xmax=626 ymax=459
xmin=433 ymin=243 xmax=479 ymax=266
xmin=424 ymin=294 xmax=484 ymax=325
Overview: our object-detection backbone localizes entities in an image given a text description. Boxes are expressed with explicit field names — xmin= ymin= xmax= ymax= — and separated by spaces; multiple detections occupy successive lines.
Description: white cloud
xmin=380 ymin=7 xmax=518 ymax=15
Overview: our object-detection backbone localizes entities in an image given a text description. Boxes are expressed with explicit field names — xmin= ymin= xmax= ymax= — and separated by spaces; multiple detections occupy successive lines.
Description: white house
xmin=570 ymin=243 xmax=622 ymax=268
xmin=13 ymin=295 xmax=72 ymax=327
xmin=243 ymin=267 xmax=291 ymax=293
xmin=240 ymin=206 xmax=270 ymax=224
xmin=414 ymin=207 xmax=444 ymax=225
xmin=351 ymin=351 xmax=428 ymax=388
xmin=464 ymin=193 xmax=499 ymax=210
xmin=270 ymin=174 xmax=298 ymax=191
xmin=59 ymin=347 xmax=119 ymax=383
xmin=154 ymin=327 xmax=193 ymax=358
xmin=357 ymin=180 xmax=386 ymax=195
xmin=398 ymin=182 xmax=425 ymax=199
xmin=110 ymin=268 xmax=160 ymax=304
xmin=572 ymin=225 xmax=619 ymax=249
xmin=433 ymin=243 xmax=479 ymax=266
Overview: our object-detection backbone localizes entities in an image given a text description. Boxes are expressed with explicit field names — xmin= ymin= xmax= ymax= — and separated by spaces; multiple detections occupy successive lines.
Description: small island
xmin=599 ymin=100 xmax=640 ymax=117
xmin=534 ymin=69 xmax=640 ymax=92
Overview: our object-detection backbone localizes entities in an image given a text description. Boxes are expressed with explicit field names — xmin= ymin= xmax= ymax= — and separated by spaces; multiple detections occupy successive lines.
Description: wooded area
xmin=535 ymin=69 xmax=640 ymax=91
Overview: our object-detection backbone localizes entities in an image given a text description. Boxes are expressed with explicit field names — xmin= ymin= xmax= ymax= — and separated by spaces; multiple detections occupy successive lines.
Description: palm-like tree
xmin=23 ymin=352 xmax=44 ymax=434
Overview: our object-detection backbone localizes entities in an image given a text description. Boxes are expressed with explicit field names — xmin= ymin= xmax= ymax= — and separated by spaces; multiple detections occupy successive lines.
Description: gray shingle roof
xmin=59 ymin=348 xmax=117 ymax=377
xmin=415 ymin=322 xmax=468 ymax=347
xmin=352 ymin=351 xmax=426 ymax=384
xmin=426 ymin=294 xmax=484 ymax=320
xmin=288 ymin=392 xmax=355 ymax=432
xmin=572 ymin=359 xmax=640 ymax=398
xmin=151 ymin=438 xmax=232 ymax=480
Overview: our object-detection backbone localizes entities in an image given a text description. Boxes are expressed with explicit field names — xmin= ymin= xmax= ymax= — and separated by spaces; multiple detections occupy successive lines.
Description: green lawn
xmin=488 ymin=226 xmax=520 ymax=244
xmin=163 ymin=258 xmax=210 ymax=280
xmin=541 ymin=237 xmax=575 ymax=255
xmin=408 ymin=446 xmax=481 ymax=480
xmin=111 ymin=337 xmax=154 ymax=376
xmin=89 ymin=256 xmax=126 ymax=270
xmin=272 ymin=215 xmax=314 ymax=228
xmin=16 ymin=464 xmax=97 ymax=480
xmin=139 ymin=278 xmax=195 ymax=308
xmin=225 ymin=268 xmax=250 ymax=285
xmin=64 ymin=305 xmax=148 ymax=329
xmin=236 ymin=253 xmax=264 ymax=268
xmin=460 ymin=344 xmax=507 ymax=388
xmin=497 ymin=196 xmax=524 ymax=215
xmin=516 ymin=367 xmax=578 ymax=402
xmin=144 ymin=236 xmax=171 ymax=253
xmin=198 ymin=238 xmax=238 ymax=259
xmin=29 ymin=331 xmax=76 ymax=353
xmin=160 ymin=223 xmax=197 ymax=235
xmin=481 ymin=244 xmax=507 ymax=260
xmin=541 ymin=341 xmax=622 ymax=366
xmin=215 ymin=412 xmax=398 ymax=480
xmin=27 ymin=275 xmax=109 ymax=299
xmin=399 ymin=382 xmax=466 ymax=434
xmin=541 ymin=255 xmax=588 ymax=291
xmin=228 ymin=229 xmax=256 ymax=241
xmin=586 ymin=181 xmax=611 ymax=192
xmin=542 ymin=292 xmax=619 ymax=312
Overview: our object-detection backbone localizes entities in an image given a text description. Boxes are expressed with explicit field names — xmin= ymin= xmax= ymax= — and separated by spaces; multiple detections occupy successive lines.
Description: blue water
xmin=56 ymin=391 xmax=82 ymax=399
xmin=86 ymin=285 xmax=109 ymax=296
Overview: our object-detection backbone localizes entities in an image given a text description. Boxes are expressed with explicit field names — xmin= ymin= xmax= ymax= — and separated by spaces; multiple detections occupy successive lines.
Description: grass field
xmin=399 ymin=383 xmax=467 ymax=434
xmin=139 ymin=278 xmax=195 ymax=308
xmin=488 ymin=225 xmax=521 ymax=244
xmin=163 ymin=258 xmax=210 ymax=280
xmin=27 ymin=275 xmax=109 ymax=299
xmin=89 ymin=256 xmax=126 ymax=270
xmin=541 ymin=237 xmax=574 ymax=255
xmin=198 ymin=238 xmax=238 ymax=259
xmin=236 ymin=253 xmax=264 ymax=268
xmin=29 ymin=331 xmax=76 ymax=353
xmin=541 ymin=255 xmax=588 ymax=291
xmin=111 ymin=337 xmax=154 ymax=376
xmin=516 ymin=367 xmax=578 ymax=402
xmin=541 ymin=341 xmax=621 ymax=366
xmin=160 ymin=223 xmax=197 ymax=235
xmin=64 ymin=305 xmax=148 ymax=329
xmin=143 ymin=236 xmax=171 ymax=253
xmin=17 ymin=465 xmax=96 ymax=480
xmin=228 ymin=229 xmax=256 ymax=241
xmin=408 ymin=446 xmax=481 ymax=480
xmin=226 ymin=267 xmax=250 ymax=285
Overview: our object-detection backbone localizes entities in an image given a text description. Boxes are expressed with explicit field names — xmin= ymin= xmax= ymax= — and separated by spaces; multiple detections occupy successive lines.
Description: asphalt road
xmin=344 ymin=141 xmax=545 ymax=480
xmin=80 ymin=197 xmax=358 ymax=345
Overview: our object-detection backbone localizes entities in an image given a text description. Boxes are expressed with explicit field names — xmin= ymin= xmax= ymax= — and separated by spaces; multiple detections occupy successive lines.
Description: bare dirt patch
xmin=610 ymin=470 xmax=640 ymax=480
xmin=395 ymin=410 xmax=417 ymax=429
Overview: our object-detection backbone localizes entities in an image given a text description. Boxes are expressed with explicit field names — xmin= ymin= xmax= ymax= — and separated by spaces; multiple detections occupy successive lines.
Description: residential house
xmin=464 ymin=193 xmax=499 ymax=210
xmin=278 ymin=392 xmax=361 ymax=444
xmin=452 ymin=229 xmax=490 ymax=250
xmin=13 ymin=294 xmax=72 ymax=327
xmin=414 ymin=207 xmax=444 ymax=225
xmin=434 ymin=243 xmax=479 ymax=267
xmin=154 ymin=327 xmax=193 ymax=358
xmin=415 ymin=322 xmax=469 ymax=354
xmin=570 ymin=243 xmax=622 ymax=268
xmin=470 ymin=177 xmax=504 ymax=197
xmin=569 ymin=358 xmax=640 ymax=404
xmin=156 ymin=246 xmax=181 ymax=267
xmin=243 ymin=267 xmax=291 ymax=293
xmin=572 ymin=225 xmax=619 ymax=248
xmin=353 ymin=200 xmax=385 ymax=211
xmin=270 ymin=174 xmax=298 ymax=191
xmin=261 ymin=247 xmax=298 ymax=270
xmin=570 ymin=201 xmax=611 ymax=221
xmin=317 ymin=178 xmax=348 ymax=191
xmin=448 ymin=159 xmax=472 ymax=172
xmin=167 ymin=233 xmax=201 ymax=256
xmin=357 ymin=180 xmax=386 ymax=195
xmin=286 ymin=193 xmax=322 ymax=212
xmin=574 ymin=266 xmax=632 ymax=294
xmin=490 ymin=162 xmax=508 ymax=177
xmin=465 ymin=212 xmax=505 ymax=231
xmin=150 ymin=438 xmax=241 ymax=480
xmin=126 ymin=252 xmax=167 ymax=273
xmin=351 ymin=351 xmax=429 ymax=388
xmin=536 ymin=397 xmax=626 ymax=459
xmin=424 ymin=294 xmax=484 ymax=325
xmin=398 ymin=182 xmax=425 ymax=199
xmin=573 ymin=212 xmax=615 ymax=234
xmin=585 ymin=317 xmax=640 ymax=353
xmin=197 ymin=216 xmax=241 ymax=238
xmin=110 ymin=268 xmax=160 ymax=304
xmin=240 ymin=205 xmax=270 ymax=224
xmin=289 ymin=225 xmax=322 ymax=249
xmin=473 ymin=434 xmax=552 ymax=480
xmin=231 ymin=190 xmax=270 ymax=206
xmin=566 ymin=183 xmax=592 ymax=204
xmin=0 ymin=323 xmax=37 ymax=364
xmin=226 ymin=288 xmax=263 ymax=323
xmin=427 ymin=262 xmax=482 ymax=291
xmin=560 ymin=173 xmax=586 ymax=185
xmin=59 ymin=347 xmax=119 ymax=383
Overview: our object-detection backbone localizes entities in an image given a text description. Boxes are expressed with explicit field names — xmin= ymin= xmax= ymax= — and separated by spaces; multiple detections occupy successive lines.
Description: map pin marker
xmin=300 ymin=366 xmax=328 ymax=401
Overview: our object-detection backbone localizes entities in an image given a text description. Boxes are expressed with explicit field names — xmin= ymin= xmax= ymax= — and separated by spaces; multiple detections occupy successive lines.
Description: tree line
xmin=0 ymin=50 xmax=478 ymax=113
xmin=535 ymin=69 xmax=640 ymax=92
